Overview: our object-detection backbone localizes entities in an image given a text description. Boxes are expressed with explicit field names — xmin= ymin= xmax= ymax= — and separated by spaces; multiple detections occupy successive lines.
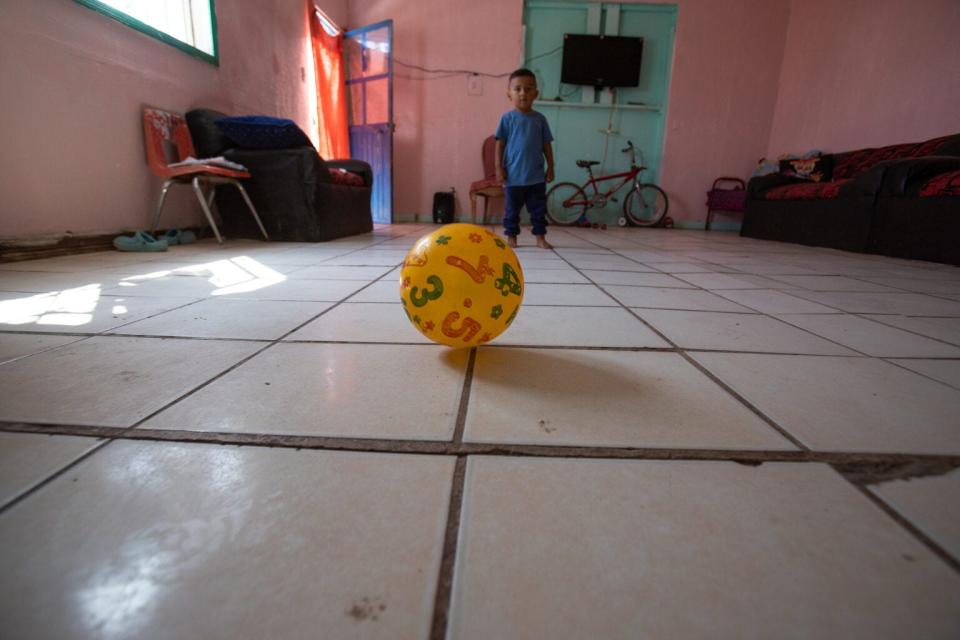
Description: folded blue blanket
xmin=215 ymin=116 xmax=313 ymax=150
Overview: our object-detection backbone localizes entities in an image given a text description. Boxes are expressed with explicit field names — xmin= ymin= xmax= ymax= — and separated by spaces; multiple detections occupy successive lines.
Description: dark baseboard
xmin=0 ymin=228 xmax=206 ymax=263
xmin=0 ymin=234 xmax=115 ymax=263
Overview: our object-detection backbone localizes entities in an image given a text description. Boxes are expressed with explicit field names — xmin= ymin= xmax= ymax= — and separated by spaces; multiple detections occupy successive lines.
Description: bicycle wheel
xmin=546 ymin=182 xmax=588 ymax=226
xmin=624 ymin=183 xmax=669 ymax=227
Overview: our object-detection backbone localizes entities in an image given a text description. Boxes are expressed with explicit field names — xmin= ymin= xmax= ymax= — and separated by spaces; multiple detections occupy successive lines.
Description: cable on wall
xmin=393 ymin=45 xmax=563 ymax=79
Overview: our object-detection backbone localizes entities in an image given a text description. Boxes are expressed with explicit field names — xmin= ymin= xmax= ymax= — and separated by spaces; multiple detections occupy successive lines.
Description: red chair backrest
xmin=481 ymin=135 xmax=498 ymax=180
xmin=142 ymin=107 xmax=197 ymax=178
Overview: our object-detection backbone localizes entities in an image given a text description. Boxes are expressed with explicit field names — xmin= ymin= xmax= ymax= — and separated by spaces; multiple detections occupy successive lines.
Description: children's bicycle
xmin=545 ymin=141 xmax=669 ymax=227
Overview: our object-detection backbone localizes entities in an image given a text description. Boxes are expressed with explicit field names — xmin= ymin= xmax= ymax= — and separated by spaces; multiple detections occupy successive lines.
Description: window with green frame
xmin=74 ymin=0 xmax=219 ymax=65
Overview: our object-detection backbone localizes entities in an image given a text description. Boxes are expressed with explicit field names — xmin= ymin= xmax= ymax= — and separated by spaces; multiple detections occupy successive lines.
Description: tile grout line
xmin=568 ymin=247 xmax=960 ymax=390
xmin=0 ymin=274 xmax=386 ymax=450
xmin=98 ymin=296 xmax=209 ymax=334
xmin=577 ymin=239 xmax=898 ymax=361
xmin=6 ymin=421 xmax=959 ymax=467
xmin=3 ymin=230 xmax=960 ymax=581
xmin=429 ymin=455 xmax=467 ymax=640
xmin=552 ymin=233 xmax=960 ymax=408
xmin=560 ymin=234 xmax=960 ymax=323
xmin=574 ymin=248 xmax=960 ymax=388
xmin=0 ymin=333 xmax=92 ymax=367
xmin=427 ymin=345 xmax=477 ymax=637
xmin=559 ymin=231 xmax=960 ymax=571
xmin=844 ymin=479 xmax=960 ymax=573
xmin=848 ymin=313 xmax=960 ymax=348
xmin=118 ymin=253 xmax=410 ymax=430
xmin=879 ymin=358 xmax=960 ymax=391
xmin=5 ymin=327 xmax=959 ymax=356
xmin=451 ymin=348 xmax=478 ymax=445
xmin=0 ymin=231 xmax=419 ymax=366
xmin=4 ymin=327 xmax=959 ymax=360
xmin=0 ymin=438 xmax=113 ymax=515
xmin=0 ymin=297 xmax=211 ymax=366
xmin=669 ymin=352 xmax=811 ymax=450
xmin=546 ymin=239 xmax=812 ymax=452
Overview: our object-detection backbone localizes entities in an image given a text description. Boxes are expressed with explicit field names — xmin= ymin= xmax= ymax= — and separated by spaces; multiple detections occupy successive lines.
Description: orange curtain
xmin=308 ymin=3 xmax=350 ymax=159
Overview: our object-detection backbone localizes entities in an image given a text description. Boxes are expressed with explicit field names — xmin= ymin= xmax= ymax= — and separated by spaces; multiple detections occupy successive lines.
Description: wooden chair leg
xmin=470 ymin=191 xmax=478 ymax=224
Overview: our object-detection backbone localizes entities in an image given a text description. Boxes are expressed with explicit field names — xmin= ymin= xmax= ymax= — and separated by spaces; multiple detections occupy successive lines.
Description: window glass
xmin=75 ymin=0 xmax=218 ymax=64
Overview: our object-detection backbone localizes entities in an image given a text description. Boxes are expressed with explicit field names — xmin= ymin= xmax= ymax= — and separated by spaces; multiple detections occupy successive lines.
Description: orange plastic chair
xmin=468 ymin=135 xmax=504 ymax=224
xmin=142 ymin=107 xmax=268 ymax=243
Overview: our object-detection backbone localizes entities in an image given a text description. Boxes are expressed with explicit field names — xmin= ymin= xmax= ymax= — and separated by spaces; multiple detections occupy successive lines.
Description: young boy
xmin=495 ymin=68 xmax=555 ymax=249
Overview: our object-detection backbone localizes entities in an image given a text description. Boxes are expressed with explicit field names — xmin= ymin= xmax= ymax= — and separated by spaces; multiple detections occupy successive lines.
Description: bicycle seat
xmin=576 ymin=160 xmax=601 ymax=168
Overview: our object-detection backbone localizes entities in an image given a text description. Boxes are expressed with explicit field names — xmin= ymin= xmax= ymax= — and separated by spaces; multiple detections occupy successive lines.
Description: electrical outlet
xmin=468 ymin=74 xmax=483 ymax=96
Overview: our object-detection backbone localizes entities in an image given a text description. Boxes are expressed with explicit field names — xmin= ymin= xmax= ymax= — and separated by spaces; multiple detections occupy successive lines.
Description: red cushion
xmin=833 ymin=135 xmax=954 ymax=180
xmin=920 ymin=170 xmax=960 ymax=197
xmin=328 ymin=168 xmax=364 ymax=187
xmin=763 ymin=179 xmax=851 ymax=200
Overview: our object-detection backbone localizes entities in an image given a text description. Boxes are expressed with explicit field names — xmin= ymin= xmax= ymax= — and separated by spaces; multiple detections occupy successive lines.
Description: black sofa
xmin=185 ymin=108 xmax=373 ymax=242
xmin=871 ymin=158 xmax=960 ymax=265
xmin=741 ymin=134 xmax=960 ymax=265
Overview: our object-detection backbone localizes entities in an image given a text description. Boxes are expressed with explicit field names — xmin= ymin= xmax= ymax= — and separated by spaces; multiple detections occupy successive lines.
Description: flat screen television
xmin=560 ymin=34 xmax=643 ymax=88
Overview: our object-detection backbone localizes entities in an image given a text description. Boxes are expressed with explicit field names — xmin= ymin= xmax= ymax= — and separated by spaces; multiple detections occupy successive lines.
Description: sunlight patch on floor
xmin=0 ymin=284 xmax=100 ymax=327
xmin=208 ymin=256 xmax=286 ymax=296
xmin=112 ymin=256 xmax=287 ymax=296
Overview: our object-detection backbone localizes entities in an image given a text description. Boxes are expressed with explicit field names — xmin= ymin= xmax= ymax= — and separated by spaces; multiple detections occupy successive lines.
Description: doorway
xmin=344 ymin=20 xmax=395 ymax=224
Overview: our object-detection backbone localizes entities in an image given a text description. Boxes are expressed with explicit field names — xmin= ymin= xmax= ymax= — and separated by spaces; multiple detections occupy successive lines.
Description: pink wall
xmin=348 ymin=0 xmax=525 ymax=223
xmin=658 ymin=0 xmax=789 ymax=228
xmin=6 ymin=0 xmax=956 ymax=240
xmin=349 ymin=0 xmax=790 ymax=228
xmin=0 ymin=0 xmax=345 ymax=241
xmin=767 ymin=0 xmax=960 ymax=156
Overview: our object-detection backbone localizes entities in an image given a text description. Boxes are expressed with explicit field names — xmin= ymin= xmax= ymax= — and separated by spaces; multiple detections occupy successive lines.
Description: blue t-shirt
xmin=495 ymin=110 xmax=553 ymax=187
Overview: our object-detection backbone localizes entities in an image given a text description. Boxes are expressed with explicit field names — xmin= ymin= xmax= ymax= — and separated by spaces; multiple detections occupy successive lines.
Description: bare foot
xmin=536 ymin=236 xmax=553 ymax=250
xmin=506 ymin=235 xmax=518 ymax=248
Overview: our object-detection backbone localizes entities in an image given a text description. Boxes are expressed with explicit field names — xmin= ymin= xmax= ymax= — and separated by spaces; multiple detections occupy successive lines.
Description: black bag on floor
xmin=433 ymin=190 xmax=455 ymax=224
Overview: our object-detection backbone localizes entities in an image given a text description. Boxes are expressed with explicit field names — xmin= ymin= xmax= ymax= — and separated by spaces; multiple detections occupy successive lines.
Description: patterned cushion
xmin=833 ymin=135 xmax=955 ymax=180
xmin=919 ymin=170 xmax=960 ymax=197
xmin=779 ymin=155 xmax=834 ymax=182
xmin=328 ymin=168 xmax=364 ymax=187
xmin=763 ymin=179 xmax=851 ymax=200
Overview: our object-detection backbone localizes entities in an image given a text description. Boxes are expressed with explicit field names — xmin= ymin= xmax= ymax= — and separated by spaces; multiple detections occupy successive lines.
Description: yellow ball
xmin=399 ymin=224 xmax=524 ymax=347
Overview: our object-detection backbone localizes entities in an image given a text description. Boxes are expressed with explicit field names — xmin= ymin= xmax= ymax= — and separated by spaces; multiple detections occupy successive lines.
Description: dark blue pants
xmin=504 ymin=183 xmax=548 ymax=237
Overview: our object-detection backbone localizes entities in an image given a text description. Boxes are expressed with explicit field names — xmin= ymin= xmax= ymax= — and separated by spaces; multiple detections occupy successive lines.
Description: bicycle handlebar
xmin=620 ymin=141 xmax=634 ymax=153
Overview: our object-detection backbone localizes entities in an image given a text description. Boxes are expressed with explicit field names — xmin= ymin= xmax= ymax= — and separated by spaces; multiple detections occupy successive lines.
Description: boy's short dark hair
xmin=509 ymin=68 xmax=537 ymax=83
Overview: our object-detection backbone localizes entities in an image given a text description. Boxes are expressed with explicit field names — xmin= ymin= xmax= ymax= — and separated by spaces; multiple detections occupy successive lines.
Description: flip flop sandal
xmin=160 ymin=229 xmax=198 ymax=246
xmin=113 ymin=231 xmax=169 ymax=252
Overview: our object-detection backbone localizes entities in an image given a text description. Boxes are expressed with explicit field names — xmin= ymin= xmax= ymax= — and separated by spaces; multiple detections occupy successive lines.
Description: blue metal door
xmin=344 ymin=20 xmax=393 ymax=224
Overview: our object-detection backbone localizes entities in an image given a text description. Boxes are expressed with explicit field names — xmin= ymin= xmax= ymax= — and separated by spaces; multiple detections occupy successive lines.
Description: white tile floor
xmin=1 ymin=224 xmax=959 ymax=638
